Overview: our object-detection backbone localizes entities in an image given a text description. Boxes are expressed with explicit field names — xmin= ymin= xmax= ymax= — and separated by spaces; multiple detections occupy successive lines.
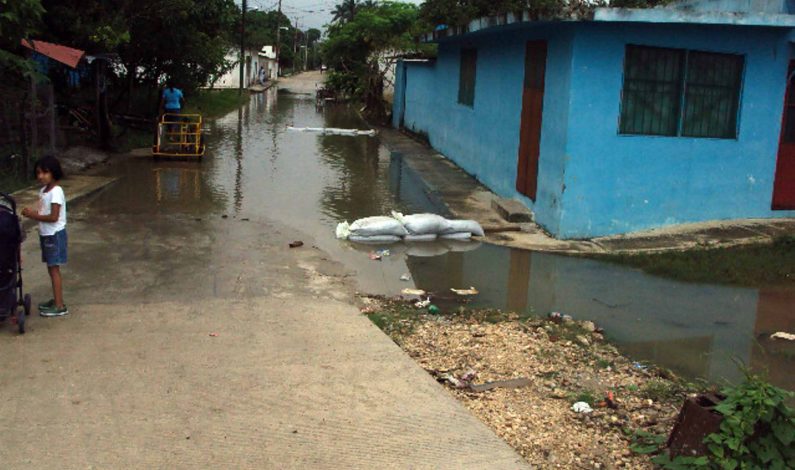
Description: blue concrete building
xmin=392 ymin=0 xmax=795 ymax=238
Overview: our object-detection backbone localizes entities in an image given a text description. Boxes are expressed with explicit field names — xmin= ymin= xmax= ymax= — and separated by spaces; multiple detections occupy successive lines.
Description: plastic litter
xmin=771 ymin=331 xmax=795 ymax=341
xmin=450 ymin=286 xmax=479 ymax=296
xmin=287 ymin=126 xmax=377 ymax=137
xmin=368 ymin=252 xmax=382 ymax=261
xmin=415 ymin=297 xmax=431 ymax=308
xmin=399 ymin=274 xmax=411 ymax=281
xmin=427 ymin=304 xmax=440 ymax=315
xmin=375 ymin=249 xmax=390 ymax=257
xmin=402 ymin=288 xmax=426 ymax=296
xmin=571 ymin=402 xmax=593 ymax=414
xmin=209 ymin=332 xmax=219 ymax=337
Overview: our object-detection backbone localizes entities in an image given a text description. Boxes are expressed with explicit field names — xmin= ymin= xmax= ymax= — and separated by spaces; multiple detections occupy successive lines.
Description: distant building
xmin=392 ymin=0 xmax=795 ymax=238
xmin=212 ymin=47 xmax=262 ymax=89
xmin=258 ymin=46 xmax=279 ymax=80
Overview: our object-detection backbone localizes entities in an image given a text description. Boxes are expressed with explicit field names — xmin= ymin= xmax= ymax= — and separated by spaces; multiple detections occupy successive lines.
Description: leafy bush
xmin=647 ymin=372 xmax=795 ymax=469
xmin=704 ymin=374 xmax=794 ymax=469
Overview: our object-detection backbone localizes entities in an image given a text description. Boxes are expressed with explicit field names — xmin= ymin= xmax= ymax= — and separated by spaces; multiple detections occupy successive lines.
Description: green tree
xmin=0 ymin=0 xmax=44 ymax=79
xmin=323 ymin=1 xmax=426 ymax=121
xmin=39 ymin=0 xmax=238 ymax=91
xmin=243 ymin=9 xmax=301 ymax=70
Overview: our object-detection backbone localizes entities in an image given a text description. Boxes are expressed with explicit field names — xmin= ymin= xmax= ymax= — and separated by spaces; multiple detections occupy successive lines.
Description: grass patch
xmin=184 ymin=89 xmax=250 ymax=118
xmin=595 ymin=236 xmax=795 ymax=286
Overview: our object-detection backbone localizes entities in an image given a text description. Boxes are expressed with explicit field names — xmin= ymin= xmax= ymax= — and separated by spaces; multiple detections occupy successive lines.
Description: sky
xmin=242 ymin=0 xmax=422 ymax=31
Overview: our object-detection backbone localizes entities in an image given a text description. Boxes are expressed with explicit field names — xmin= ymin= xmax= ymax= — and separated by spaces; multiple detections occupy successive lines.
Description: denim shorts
xmin=40 ymin=229 xmax=68 ymax=266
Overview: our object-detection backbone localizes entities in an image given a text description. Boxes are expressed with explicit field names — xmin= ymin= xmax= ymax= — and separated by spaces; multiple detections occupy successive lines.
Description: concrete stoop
xmin=378 ymin=127 xmax=795 ymax=254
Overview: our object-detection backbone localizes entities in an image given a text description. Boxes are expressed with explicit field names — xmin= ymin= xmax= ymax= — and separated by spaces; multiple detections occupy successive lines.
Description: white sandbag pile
xmin=336 ymin=212 xmax=484 ymax=244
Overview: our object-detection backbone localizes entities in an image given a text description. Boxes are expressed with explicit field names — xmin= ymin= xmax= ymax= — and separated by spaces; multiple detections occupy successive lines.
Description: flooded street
xmin=90 ymin=83 xmax=794 ymax=393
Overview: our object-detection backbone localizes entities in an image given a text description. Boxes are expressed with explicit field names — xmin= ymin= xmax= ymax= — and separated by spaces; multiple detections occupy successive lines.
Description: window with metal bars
xmin=619 ymin=45 xmax=744 ymax=139
xmin=458 ymin=48 xmax=477 ymax=107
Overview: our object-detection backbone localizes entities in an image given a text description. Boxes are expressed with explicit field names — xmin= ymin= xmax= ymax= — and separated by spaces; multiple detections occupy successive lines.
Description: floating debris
xmin=288 ymin=126 xmax=377 ymax=137
xmin=451 ymin=286 xmax=479 ymax=296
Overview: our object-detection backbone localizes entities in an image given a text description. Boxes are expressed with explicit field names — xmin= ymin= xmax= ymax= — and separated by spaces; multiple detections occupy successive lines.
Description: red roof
xmin=21 ymin=39 xmax=85 ymax=69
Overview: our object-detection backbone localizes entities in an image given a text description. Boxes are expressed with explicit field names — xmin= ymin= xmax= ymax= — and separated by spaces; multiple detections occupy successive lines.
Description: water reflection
xmin=406 ymin=244 xmax=795 ymax=391
xmin=88 ymin=86 xmax=792 ymax=393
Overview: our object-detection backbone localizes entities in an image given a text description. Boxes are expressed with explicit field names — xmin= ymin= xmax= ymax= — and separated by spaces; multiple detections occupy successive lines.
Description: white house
xmin=258 ymin=46 xmax=279 ymax=80
xmin=211 ymin=47 xmax=261 ymax=89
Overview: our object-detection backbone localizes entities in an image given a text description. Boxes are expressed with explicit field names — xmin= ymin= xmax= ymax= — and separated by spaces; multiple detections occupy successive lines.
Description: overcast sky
xmin=242 ymin=0 xmax=423 ymax=31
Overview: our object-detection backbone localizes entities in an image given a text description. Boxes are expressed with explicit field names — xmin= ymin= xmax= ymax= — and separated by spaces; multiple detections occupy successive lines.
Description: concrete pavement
xmin=0 ymin=195 xmax=529 ymax=468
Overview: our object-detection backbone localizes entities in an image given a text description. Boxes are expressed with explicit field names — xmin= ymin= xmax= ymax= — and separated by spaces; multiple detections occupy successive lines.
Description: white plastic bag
xmin=349 ymin=216 xmax=407 ymax=237
xmin=336 ymin=222 xmax=351 ymax=239
xmin=443 ymin=219 xmax=484 ymax=237
xmin=392 ymin=211 xmax=451 ymax=235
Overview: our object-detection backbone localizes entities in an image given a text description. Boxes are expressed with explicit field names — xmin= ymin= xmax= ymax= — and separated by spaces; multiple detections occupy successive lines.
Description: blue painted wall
xmin=400 ymin=25 xmax=575 ymax=235
xmin=560 ymin=23 xmax=795 ymax=238
xmin=395 ymin=21 xmax=795 ymax=238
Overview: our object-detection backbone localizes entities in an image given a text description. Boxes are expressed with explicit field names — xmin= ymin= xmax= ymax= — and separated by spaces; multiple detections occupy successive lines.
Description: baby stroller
xmin=0 ymin=193 xmax=31 ymax=334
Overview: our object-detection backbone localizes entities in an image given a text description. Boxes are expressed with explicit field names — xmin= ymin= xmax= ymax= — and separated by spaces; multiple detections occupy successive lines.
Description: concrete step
xmin=492 ymin=198 xmax=534 ymax=223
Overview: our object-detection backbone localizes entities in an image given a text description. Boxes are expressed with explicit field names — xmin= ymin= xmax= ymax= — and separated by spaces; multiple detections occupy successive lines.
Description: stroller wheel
xmin=16 ymin=308 xmax=25 ymax=334
xmin=23 ymin=294 xmax=31 ymax=316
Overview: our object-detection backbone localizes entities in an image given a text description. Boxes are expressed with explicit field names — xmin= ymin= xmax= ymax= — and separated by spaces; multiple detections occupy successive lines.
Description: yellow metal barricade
xmin=152 ymin=113 xmax=205 ymax=158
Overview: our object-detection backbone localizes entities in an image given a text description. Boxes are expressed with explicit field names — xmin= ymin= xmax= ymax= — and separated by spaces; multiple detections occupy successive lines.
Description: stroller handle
xmin=0 ymin=193 xmax=17 ymax=213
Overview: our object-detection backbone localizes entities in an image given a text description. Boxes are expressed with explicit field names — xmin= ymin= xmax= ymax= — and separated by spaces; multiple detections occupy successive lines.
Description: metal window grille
xmin=619 ymin=45 xmax=744 ymax=139
xmin=458 ymin=48 xmax=477 ymax=107
xmin=682 ymin=51 xmax=744 ymax=138
xmin=620 ymin=45 xmax=684 ymax=136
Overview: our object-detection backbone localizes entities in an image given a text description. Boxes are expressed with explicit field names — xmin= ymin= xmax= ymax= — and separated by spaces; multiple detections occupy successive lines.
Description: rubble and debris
xmin=288 ymin=240 xmax=304 ymax=248
xmin=414 ymin=298 xmax=431 ymax=309
xmin=366 ymin=298 xmax=691 ymax=468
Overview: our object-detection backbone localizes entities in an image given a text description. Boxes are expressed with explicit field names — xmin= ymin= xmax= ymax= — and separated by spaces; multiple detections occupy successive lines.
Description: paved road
xmin=0 ymin=74 xmax=528 ymax=469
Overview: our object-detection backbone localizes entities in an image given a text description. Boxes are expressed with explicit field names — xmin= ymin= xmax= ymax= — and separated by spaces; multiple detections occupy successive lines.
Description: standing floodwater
xmin=89 ymin=84 xmax=794 ymax=393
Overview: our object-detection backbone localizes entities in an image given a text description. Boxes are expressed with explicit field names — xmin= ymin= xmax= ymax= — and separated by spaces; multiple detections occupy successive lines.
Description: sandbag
xmin=349 ymin=216 xmax=407 ymax=237
xmin=443 ymin=219 xmax=484 ymax=237
xmin=440 ymin=232 xmax=472 ymax=240
xmin=348 ymin=234 xmax=402 ymax=244
xmin=404 ymin=233 xmax=437 ymax=242
xmin=392 ymin=211 xmax=451 ymax=235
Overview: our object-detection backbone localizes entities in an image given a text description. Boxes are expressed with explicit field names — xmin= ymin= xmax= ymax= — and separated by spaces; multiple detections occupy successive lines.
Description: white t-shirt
xmin=38 ymin=185 xmax=67 ymax=236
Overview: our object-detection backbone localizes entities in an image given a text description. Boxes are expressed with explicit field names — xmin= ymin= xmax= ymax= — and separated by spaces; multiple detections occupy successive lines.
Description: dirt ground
xmin=364 ymin=297 xmax=695 ymax=469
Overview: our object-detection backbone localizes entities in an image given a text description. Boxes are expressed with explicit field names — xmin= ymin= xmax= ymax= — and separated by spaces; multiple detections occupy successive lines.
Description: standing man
xmin=159 ymin=80 xmax=185 ymax=140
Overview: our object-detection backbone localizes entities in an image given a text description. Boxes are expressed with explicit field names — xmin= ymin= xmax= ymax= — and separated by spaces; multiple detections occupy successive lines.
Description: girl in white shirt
xmin=22 ymin=155 xmax=69 ymax=317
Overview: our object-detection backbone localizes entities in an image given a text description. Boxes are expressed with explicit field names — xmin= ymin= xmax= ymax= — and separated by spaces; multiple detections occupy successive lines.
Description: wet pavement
xmin=111 ymin=79 xmax=794 ymax=394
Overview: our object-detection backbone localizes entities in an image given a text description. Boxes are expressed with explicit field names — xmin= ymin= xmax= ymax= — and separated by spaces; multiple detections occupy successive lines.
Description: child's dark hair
xmin=33 ymin=155 xmax=64 ymax=181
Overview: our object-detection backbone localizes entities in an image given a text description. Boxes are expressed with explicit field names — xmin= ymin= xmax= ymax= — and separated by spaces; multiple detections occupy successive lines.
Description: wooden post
xmin=48 ymin=83 xmax=56 ymax=153
xmin=239 ymin=0 xmax=247 ymax=94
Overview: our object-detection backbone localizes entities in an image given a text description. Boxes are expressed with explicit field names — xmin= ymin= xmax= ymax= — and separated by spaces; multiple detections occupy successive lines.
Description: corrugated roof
xmin=21 ymin=39 xmax=85 ymax=69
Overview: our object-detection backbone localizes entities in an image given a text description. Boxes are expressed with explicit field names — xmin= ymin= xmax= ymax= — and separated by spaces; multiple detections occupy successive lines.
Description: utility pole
xmin=275 ymin=0 xmax=282 ymax=77
xmin=239 ymin=0 xmax=247 ymax=94
xmin=294 ymin=17 xmax=299 ymax=72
